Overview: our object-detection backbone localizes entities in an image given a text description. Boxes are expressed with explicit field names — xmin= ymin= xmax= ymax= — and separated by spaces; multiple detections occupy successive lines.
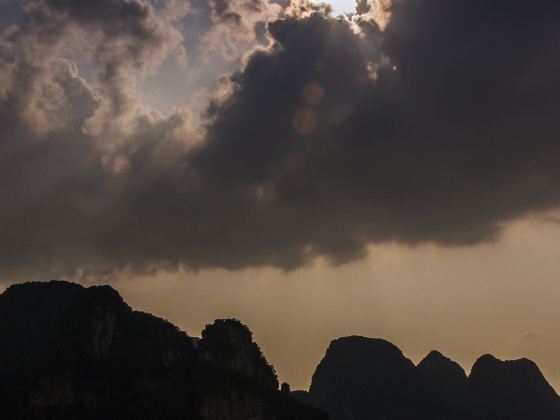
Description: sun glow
xmin=313 ymin=0 xmax=392 ymax=25
xmin=324 ymin=0 xmax=358 ymax=15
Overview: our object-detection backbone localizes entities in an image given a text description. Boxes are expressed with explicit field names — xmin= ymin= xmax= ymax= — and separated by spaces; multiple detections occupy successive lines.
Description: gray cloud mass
xmin=1 ymin=0 xmax=560 ymax=280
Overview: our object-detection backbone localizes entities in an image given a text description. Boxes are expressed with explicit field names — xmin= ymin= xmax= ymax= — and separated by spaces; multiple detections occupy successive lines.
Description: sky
xmin=113 ymin=213 xmax=560 ymax=392
xmin=1 ymin=0 xmax=560 ymax=392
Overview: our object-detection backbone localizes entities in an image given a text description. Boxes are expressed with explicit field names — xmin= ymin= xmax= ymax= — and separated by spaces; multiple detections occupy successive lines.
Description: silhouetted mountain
xmin=199 ymin=319 xmax=279 ymax=391
xmin=309 ymin=336 xmax=435 ymax=419
xmin=4 ymin=281 xmax=560 ymax=420
xmin=308 ymin=337 xmax=560 ymax=420
xmin=417 ymin=350 xmax=467 ymax=418
xmin=467 ymin=354 xmax=560 ymax=420
xmin=0 ymin=281 xmax=326 ymax=420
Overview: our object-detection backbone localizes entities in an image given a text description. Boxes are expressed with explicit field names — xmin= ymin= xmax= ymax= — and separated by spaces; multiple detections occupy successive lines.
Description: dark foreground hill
xmin=302 ymin=336 xmax=560 ymax=420
xmin=0 ymin=281 xmax=326 ymax=420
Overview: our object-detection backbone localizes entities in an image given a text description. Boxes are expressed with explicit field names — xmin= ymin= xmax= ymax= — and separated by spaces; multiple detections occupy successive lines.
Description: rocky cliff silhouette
xmin=305 ymin=336 xmax=560 ymax=420
xmin=308 ymin=337 xmax=435 ymax=419
xmin=3 ymin=281 xmax=560 ymax=420
xmin=467 ymin=354 xmax=560 ymax=420
xmin=0 ymin=281 xmax=326 ymax=420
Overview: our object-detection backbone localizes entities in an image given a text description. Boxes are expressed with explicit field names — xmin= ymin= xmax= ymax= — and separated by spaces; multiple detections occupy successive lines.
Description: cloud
xmin=189 ymin=0 xmax=560 ymax=262
xmin=201 ymin=0 xmax=282 ymax=59
xmin=0 ymin=0 xmax=195 ymax=280
xmin=2 ymin=0 xmax=186 ymax=135
xmin=1 ymin=0 xmax=560 ymax=280
xmin=522 ymin=332 xmax=545 ymax=341
xmin=355 ymin=0 xmax=392 ymax=28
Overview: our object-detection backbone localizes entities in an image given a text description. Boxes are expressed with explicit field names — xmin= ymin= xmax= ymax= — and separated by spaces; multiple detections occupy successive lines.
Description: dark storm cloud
xmin=342 ymin=0 xmax=560 ymax=244
xmin=1 ymin=0 xmax=560 ymax=280
xmin=190 ymin=0 xmax=560 ymax=262
xmin=0 ymin=0 xmax=189 ymax=279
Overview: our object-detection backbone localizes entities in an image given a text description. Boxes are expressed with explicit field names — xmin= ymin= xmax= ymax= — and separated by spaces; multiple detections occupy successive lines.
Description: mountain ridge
xmin=306 ymin=335 xmax=560 ymax=420
xmin=2 ymin=281 xmax=559 ymax=420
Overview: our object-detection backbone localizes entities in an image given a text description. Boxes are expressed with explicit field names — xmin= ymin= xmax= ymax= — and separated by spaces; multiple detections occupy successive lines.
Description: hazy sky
xmin=1 ymin=0 xmax=560 ymax=395
xmin=111 ymin=213 xmax=560 ymax=392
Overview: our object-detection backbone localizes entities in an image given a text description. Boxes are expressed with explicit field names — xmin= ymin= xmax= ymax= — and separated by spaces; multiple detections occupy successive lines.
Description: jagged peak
xmin=418 ymin=349 xmax=467 ymax=379
xmin=418 ymin=350 xmax=449 ymax=367
xmin=199 ymin=318 xmax=279 ymax=391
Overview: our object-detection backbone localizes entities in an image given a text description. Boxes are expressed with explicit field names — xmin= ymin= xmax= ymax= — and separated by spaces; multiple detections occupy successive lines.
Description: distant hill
xmin=0 ymin=281 xmax=326 ymax=420
xmin=305 ymin=336 xmax=560 ymax=420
